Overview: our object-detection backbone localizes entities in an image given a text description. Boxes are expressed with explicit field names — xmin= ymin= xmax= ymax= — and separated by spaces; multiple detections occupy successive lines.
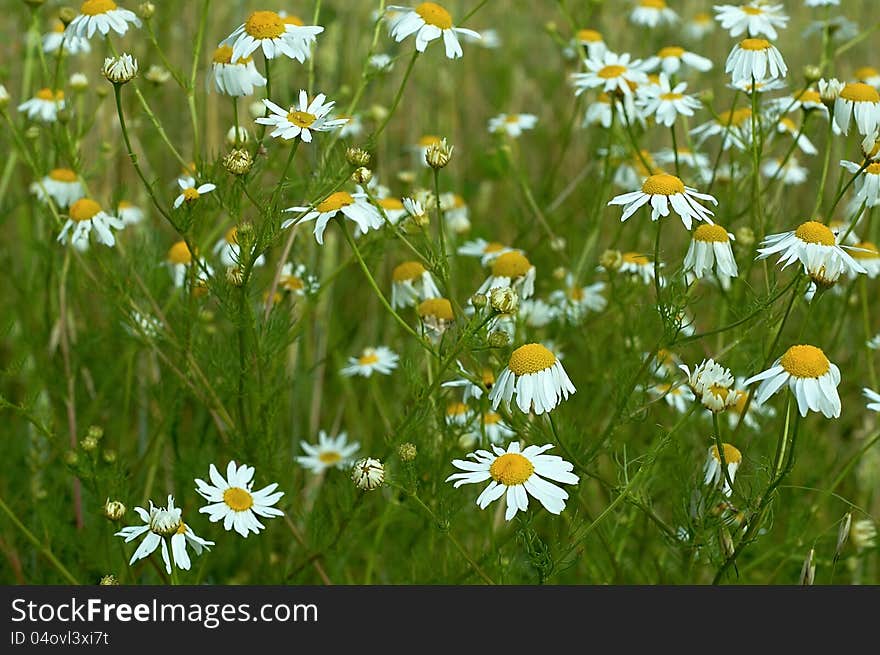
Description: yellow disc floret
xmin=794 ymin=221 xmax=835 ymax=246
xmin=577 ymin=29 xmax=602 ymax=43
xmin=182 ymin=187 xmax=200 ymax=202
xmin=318 ymin=451 xmax=342 ymax=465
xmin=840 ymin=82 xmax=880 ymax=103
xmin=710 ymin=443 xmax=742 ymax=464
xmin=225 ymin=227 xmax=239 ymax=244
xmin=693 ymin=224 xmax=730 ymax=243
xmin=69 ymin=198 xmax=101 ymax=222
xmin=489 ymin=453 xmax=534 ymax=486
xmin=780 ymin=344 xmax=831 ymax=379
xmin=81 ymin=0 xmax=117 ymax=15
xmin=316 ymin=191 xmax=354 ymax=213
xmin=212 ymin=45 xmax=234 ymax=64
xmin=491 ymin=251 xmax=532 ymax=278
xmin=222 ymin=487 xmax=254 ymax=511
xmin=416 ymin=2 xmax=453 ymax=29
xmin=740 ymin=38 xmax=771 ymax=51
xmin=598 ymin=65 xmax=626 ymax=79
xmin=282 ymin=15 xmax=304 ymax=26
xmin=49 ymin=168 xmax=78 ymax=182
xmin=359 ymin=350 xmax=379 ymax=366
xmin=658 ymin=46 xmax=685 ymax=58
xmin=167 ymin=241 xmax=192 ymax=265
xmin=36 ymin=88 xmax=64 ymax=101
xmin=622 ymin=252 xmax=650 ymax=265
xmin=641 ymin=173 xmax=685 ymax=196
xmin=418 ymin=135 xmax=441 ymax=147
xmin=245 ymin=10 xmax=285 ymax=39
xmin=508 ymin=343 xmax=556 ymax=376
xmin=417 ymin=297 xmax=453 ymax=320
xmin=483 ymin=411 xmax=501 ymax=425
xmin=640 ymin=0 xmax=667 ymax=7
xmin=378 ymin=197 xmax=404 ymax=210
xmin=392 ymin=261 xmax=427 ymax=282
xmin=287 ymin=110 xmax=316 ymax=128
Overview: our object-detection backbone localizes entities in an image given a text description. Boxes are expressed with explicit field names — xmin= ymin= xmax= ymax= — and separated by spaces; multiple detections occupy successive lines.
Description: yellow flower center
xmin=710 ymin=443 xmax=742 ymax=464
xmin=175 ymin=522 xmax=188 ymax=535
xmin=742 ymin=6 xmax=764 ymax=15
xmin=316 ymin=191 xmax=354 ymax=213
xmin=416 ymin=2 xmax=453 ymax=29
xmin=740 ymin=38 xmax=771 ymax=51
xmin=212 ymin=45 xmax=234 ymax=64
xmin=81 ymin=0 xmax=117 ymax=16
xmin=222 ymin=486 xmax=254 ymax=511
xmin=598 ymin=92 xmax=611 ymax=104
xmin=167 ymin=241 xmax=192 ymax=265
xmin=569 ymin=286 xmax=584 ymax=301
xmin=483 ymin=411 xmax=501 ymax=425
xmin=794 ymin=221 xmax=835 ymax=246
xmin=119 ymin=200 xmax=133 ymax=209
xmin=318 ymin=451 xmax=342 ymax=465
xmin=245 ymin=10 xmax=285 ymax=39
xmin=446 ymin=401 xmax=469 ymax=416
xmin=577 ymin=28 xmax=602 ymax=43
xmin=49 ymin=168 xmax=78 ymax=182
xmin=378 ymin=197 xmax=404 ymax=210
xmin=694 ymin=224 xmax=730 ymax=243
xmin=418 ymin=135 xmax=441 ymax=147
xmin=658 ymin=46 xmax=685 ymax=58
xmin=852 ymin=241 xmax=880 ymax=260
xmin=855 ymin=66 xmax=880 ymax=81
xmin=798 ymin=89 xmax=821 ymax=104
xmin=840 ymin=82 xmax=880 ymax=103
xmin=225 ymin=227 xmax=238 ymax=244
xmin=641 ymin=173 xmax=685 ymax=196
xmin=52 ymin=21 xmax=65 ymax=33
xmin=182 ymin=187 xmax=200 ymax=202
xmin=622 ymin=252 xmax=650 ymax=265
xmin=69 ymin=198 xmax=101 ymax=222
xmin=505 ymin=114 xmax=521 ymax=124
xmin=508 ymin=343 xmax=556 ymax=376
xmin=640 ymin=0 xmax=667 ymax=7
xmin=287 ymin=110 xmax=317 ymax=128
xmin=707 ymin=383 xmax=730 ymax=400
xmin=780 ymin=117 xmax=797 ymax=132
xmin=483 ymin=241 xmax=505 ymax=253
xmin=283 ymin=15 xmax=304 ymax=26
xmin=598 ymin=65 xmax=627 ymax=79
xmin=780 ymin=344 xmax=831 ymax=379
xmin=660 ymin=92 xmax=684 ymax=101
xmin=359 ymin=350 xmax=380 ymax=366
xmin=489 ymin=453 xmax=535 ymax=486
xmin=282 ymin=275 xmax=304 ymax=291
xmin=418 ymin=297 xmax=453 ymax=320
xmin=392 ymin=261 xmax=427 ymax=282
xmin=491 ymin=251 xmax=532 ymax=278
xmin=481 ymin=369 xmax=495 ymax=387
xmin=867 ymin=162 xmax=880 ymax=175
xmin=718 ymin=107 xmax=751 ymax=127
xmin=36 ymin=88 xmax=63 ymax=101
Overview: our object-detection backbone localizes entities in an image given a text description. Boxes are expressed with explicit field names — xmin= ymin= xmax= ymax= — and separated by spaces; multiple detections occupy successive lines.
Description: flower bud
xmin=138 ymin=1 xmax=155 ymax=19
xmin=470 ymin=293 xmax=487 ymax=308
xmin=799 ymin=548 xmax=815 ymax=585
xmin=345 ymin=146 xmax=371 ymax=167
xmin=599 ymin=249 xmax=623 ymax=271
xmin=397 ymin=442 xmax=417 ymax=462
xmin=489 ymin=286 xmax=518 ymax=314
xmin=88 ymin=425 xmax=104 ymax=440
xmin=397 ymin=170 xmax=416 ymax=185
xmin=223 ymin=148 xmax=253 ymax=175
xmin=103 ymin=499 xmax=126 ymax=521
xmin=487 ymin=330 xmax=509 ymax=347
xmin=735 ymin=226 xmax=755 ymax=247
xmin=58 ymin=7 xmax=77 ymax=26
xmin=550 ymin=236 xmax=567 ymax=252
xmin=352 ymin=166 xmax=372 ymax=185
xmin=103 ymin=449 xmax=117 ymax=464
xmin=102 ymin=53 xmax=138 ymax=85
xmin=226 ymin=266 xmax=244 ymax=286
xmin=226 ymin=125 xmax=250 ymax=146
xmin=99 ymin=575 xmax=119 ymax=586
xmin=818 ymin=78 xmax=844 ymax=107
xmin=367 ymin=104 xmax=388 ymax=123
xmin=0 ymin=84 xmax=9 ymax=109
xmin=351 ymin=457 xmax=385 ymax=491
xmin=552 ymin=266 xmax=567 ymax=281
xmin=145 ymin=65 xmax=170 ymax=85
xmin=425 ymin=138 xmax=453 ymax=169
xmin=836 ymin=512 xmax=852 ymax=558
xmin=69 ymin=73 xmax=89 ymax=92
xmin=80 ymin=435 xmax=99 ymax=452
xmin=803 ymin=65 xmax=822 ymax=84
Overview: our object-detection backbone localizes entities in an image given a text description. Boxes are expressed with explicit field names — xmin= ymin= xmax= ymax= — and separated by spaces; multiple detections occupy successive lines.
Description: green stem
xmin=0 ymin=494 xmax=79 ymax=584
xmin=373 ymin=50 xmax=419 ymax=141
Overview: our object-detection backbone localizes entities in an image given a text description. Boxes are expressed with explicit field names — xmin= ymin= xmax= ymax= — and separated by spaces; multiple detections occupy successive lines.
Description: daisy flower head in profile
xmin=691 ymin=107 xmax=754 ymax=151
xmin=685 ymin=12 xmax=715 ymax=39
xmin=725 ymin=38 xmax=787 ymax=87
xmin=761 ymin=156 xmax=809 ymax=186
xmin=849 ymin=241 xmax=880 ymax=278
xmin=446 ymin=441 xmax=579 ymax=521
xmin=445 ymin=401 xmax=474 ymax=427
xmin=608 ymin=173 xmax=717 ymax=229
xmin=442 ymin=363 xmax=495 ymax=402
xmin=855 ymin=66 xmax=880 ymax=89
xmin=488 ymin=113 xmax=538 ymax=138
xmin=279 ymin=262 xmax=319 ymax=296
xmin=684 ymin=224 xmax=738 ymax=290
xmin=173 ymin=177 xmax=215 ymax=209
xmin=439 ymin=193 xmax=471 ymax=234
xmin=115 ymin=495 xmax=213 ymax=575
xmin=612 ymin=252 xmax=664 ymax=285
xmin=549 ymin=274 xmax=606 ymax=324
xmin=296 ymin=430 xmax=360 ymax=474
xmin=351 ymin=458 xmax=385 ymax=491
xmin=18 ymin=88 xmax=65 ymax=123
xmin=31 ymin=168 xmax=85 ymax=208
xmin=387 ymin=3 xmax=481 ymax=59
xmin=572 ymin=51 xmax=650 ymax=100
xmin=340 ymin=346 xmax=399 ymax=378
xmin=417 ymin=297 xmax=455 ymax=336
xmin=116 ymin=201 xmax=144 ymax=226
xmin=488 ymin=343 xmax=575 ymax=415
xmin=457 ymin=238 xmax=518 ymax=265
xmin=647 ymin=382 xmax=695 ymax=414
xmin=165 ymin=241 xmax=213 ymax=289
xmin=776 ymin=118 xmax=817 ymax=155
xmin=256 ymin=91 xmax=348 ymax=143
xmin=833 ymin=83 xmax=880 ymax=137
xmin=463 ymin=411 xmax=515 ymax=447
xmin=745 ymin=344 xmax=841 ymax=418
xmin=840 ymin=160 xmax=880 ymax=208
xmin=213 ymin=226 xmax=265 ymax=268
xmin=630 ymin=0 xmax=678 ymax=28
xmin=703 ymin=444 xmax=742 ymax=497
xmin=575 ymin=28 xmax=606 ymax=59
xmin=283 ymin=191 xmax=383 ymax=244
xmin=223 ymin=10 xmax=323 ymax=62
xmin=43 ymin=20 xmax=91 ymax=55
xmin=210 ymin=45 xmax=266 ymax=97
xmin=391 ymin=261 xmax=441 ymax=308
xmin=195 ymin=462 xmax=284 ymax=538
xmin=637 ymin=74 xmax=702 ymax=127
xmin=680 ymin=358 xmax=739 ymax=413
xmin=66 ymin=0 xmax=141 ymax=40
xmin=57 ymin=198 xmax=124 ymax=251
xmin=714 ymin=2 xmax=789 ymax=40
xmin=646 ymin=46 xmax=713 ymax=76
xmin=863 ymin=388 xmax=880 ymax=412
xmin=476 ymin=251 xmax=536 ymax=300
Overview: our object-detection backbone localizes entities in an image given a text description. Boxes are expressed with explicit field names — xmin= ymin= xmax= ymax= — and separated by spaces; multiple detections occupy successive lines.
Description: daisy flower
xmin=608 ymin=173 xmax=717 ymax=229
xmin=223 ymin=10 xmax=323 ymax=62
xmin=387 ymin=3 xmax=481 ymax=59
xmin=488 ymin=113 xmax=538 ymax=138
xmin=703 ymin=444 xmax=742 ymax=497
xmin=57 ymin=198 xmax=124 ymax=251
xmin=66 ymin=0 xmax=141 ymax=40
xmin=165 ymin=241 xmax=213 ymax=289
xmin=173 ymin=177 xmax=215 ymax=209
xmin=445 ymin=401 xmax=474 ymax=427
xmin=519 ymin=298 xmax=557 ymax=328
xmin=17 ymin=88 xmax=65 ymax=123
xmin=727 ymin=382 xmax=775 ymax=430
xmin=864 ymin=388 xmax=880 ymax=412
xmin=283 ymin=191 xmax=383 ymax=244
xmin=776 ymin=117 xmax=817 ymax=155
xmin=351 ymin=458 xmax=385 ymax=491
xmin=467 ymin=411 xmax=515 ymax=446
xmin=583 ymin=92 xmax=616 ymax=129
xmin=770 ymin=88 xmax=825 ymax=115
xmin=756 ymin=220 xmax=866 ymax=285
xmin=647 ymin=382 xmax=695 ymax=414
xmin=850 ymin=241 xmax=880 ymax=278
xmin=691 ymin=107 xmax=754 ymax=151
xmin=549 ymin=275 xmax=606 ymax=323
xmin=575 ymin=28 xmax=606 ymax=59
xmin=637 ymin=74 xmax=701 ymax=127
xmin=296 ymin=430 xmax=360 ymax=474
xmin=340 ymin=346 xmax=399 ymax=377
xmin=630 ymin=0 xmax=678 ymax=28
xmin=833 ymin=83 xmax=880 ymax=137
xmin=725 ymin=38 xmax=787 ymax=87
xmin=195 ymin=461 xmax=284 ymax=538
xmin=417 ymin=297 xmax=455 ymax=336
xmin=256 ymin=91 xmax=348 ymax=143
xmin=614 ymin=252 xmax=663 ymax=285
xmin=442 ymin=364 xmax=495 ymax=402
xmin=745 ymin=344 xmax=842 ymax=418
xmin=714 ymin=3 xmax=789 ymax=40
xmin=374 ymin=197 xmax=408 ymax=226
xmin=210 ymin=45 xmax=266 ymax=97
xmin=761 ymin=156 xmax=809 ymax=185
xmin=439 ymin=192 xmax=471 ymax=234
xmin=646 ymin=46 xmax=713 ymax=76
xmin=654 ymin=148 xmax=711 ymax=173
xmin=680 ymin=358 xmax=738 ymax=412
xmin=684 ymin=224 xmax=738 ymax=289
xmin=685 ymin=12 xmax=715 ymax=39
xmin=446 ymin=441 xmax=579 ymax=521
xmin=116 ymin=201 xmax=144 ymax=225
xmin=841 ymin=160 xmax=880 ymax=207
xmin=476 ymin=251 xmax=536 ymax=300
xmin=279 ymin=262 xmax=319 ymax=296
xmin=489 ymin=343 xmax=575 ymax=415
xmin=572 ymin=51 xmax=650 ymax=100
xmin=43 ymin=20 xmax=91 ymax=55
xmin=213 ymin=226 xmax=265 ymax=268
xmin=369 ymin=53 xmax=394 ymax=72
xmin=115 ymin=495 xmax=213 ymax=575
xmin=30 ymin=168 xmax=85 ymax=208
xmin=457 ymin=238 xmax=518 ymax=265
xmin=391 ymin=261 xmax=441 ymax=308
xmin=855 ymin=66 xmax=880 ymax=89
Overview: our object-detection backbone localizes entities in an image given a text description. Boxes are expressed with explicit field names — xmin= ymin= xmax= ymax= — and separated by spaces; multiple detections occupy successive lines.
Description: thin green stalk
xmin=373 ymin=49 xmax=419 ymax=140
xmin=811 ymin=116 xmax=835 ymax=217
xmin=0 ymin=494 xmax=79 ymax=584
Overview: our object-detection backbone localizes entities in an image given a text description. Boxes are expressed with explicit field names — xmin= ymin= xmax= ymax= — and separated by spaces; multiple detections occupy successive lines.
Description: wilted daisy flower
xmin=165 ymin=241 xmax=213 ymax=289
xmin=572 ymin=51 xmax=650 ymax=100
xmin=489 ymin=343 xmax=575 ymax=415
xmin=648 ymin=382 xmax=695 ymax=414
xmin=691 ymin=107 xmax=754 ymax=151
xmin=351 ymin=457 xmax=385 ymax=491
xmin=550 ymin=275 xmax=606 ymax=323
xmin=102 ymin=53 xmax=138 ymax=84
xmin=855 ymin=66 xmax=880 ymax=89
xmin=223 ymin=10 xmax=323 ymax=62
xmin=476 ymin=251 xmax=536 ymax=300
xmin=488 ymin=113 xmax=538 ymax=138
xmin=446 ymin=442 xmax=579 ymax=521
xmin=608 ymin=173 xmax=717 ymax=229
xmin=849 ymin=242 xmax=880 ymax=278
xmin=213 ymin=227 xmax=265 ymax=268
xmin=715 ymin=2 xmax=788 ymax=40
xmin=116 ymin=201 xmax=144 ymax=225
xmin=725 ymin=38 xmax=787 ymax=86
xmin=630 ymin=0 xmax=678 ymax=28
xmin=703 ymin=444 xmax=742 ymax=497
xmin=685 ymin=12 xmax=715 ymax=39
xmin=862 ymin=388 xmax=880 ymax=412
xmin=256 ymin=91 xmax=348 ymax=143
xmin=341 ymin=346 xmax=399 ymax=377
xmin=457 ymin=239 xmax=518 ymax=265
xmin=637 ymin=74 xmax=701 ymax=127
xmin=757 ymin=220 xmax=866 ymax=285
xmin=173 ymin=177 xmax=215 ymax=209
xmin=684 ymin=224 xmax=738 ymax=289
xmin=43 ymin=20 xmax=91 ymax=55
xmin=67 ymin=0 xmax=141 ymax=40
xmin=761 ymin=156 xmax=809 ymax=185
xmin=390 ymin=261 xmax=441 ymax=308
xmin=57 ymin=198 xmax=124 ymax=251
xmin=17 ymin=88 xmax=64 ymax=123
xmin=418 ymin=297 xmax=455 ymax=335
xmin=646 ymin=45 xmax=712 ymax=76
xmin=745 ymin=344 xmax=841 ymax=418
xmin=296 ymin=430 xmax=360 ymax=474
xmin=680 ymin=358 xmax=738 ymax=412
xmin=210 ymin=45 xmax=266 ymax=96
xmin=833 ymin=83 xmax=880 ymax=136
xmin=115 ymin=495 xmax=213 ymax=575
xmin=387 ymin=3 xmax=481 ymax=59
xmin=575 ymin=28 xmax=606 ymax=59
xmin=284 ymin=191 xmax=383 ymax=245
xmin=31 ymin=168 xmax=85 ymax=208
xmin=195 ymin=461 xmax=284 ymax=537
xmin=776 ymin=118 xmax=817 ymax=155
